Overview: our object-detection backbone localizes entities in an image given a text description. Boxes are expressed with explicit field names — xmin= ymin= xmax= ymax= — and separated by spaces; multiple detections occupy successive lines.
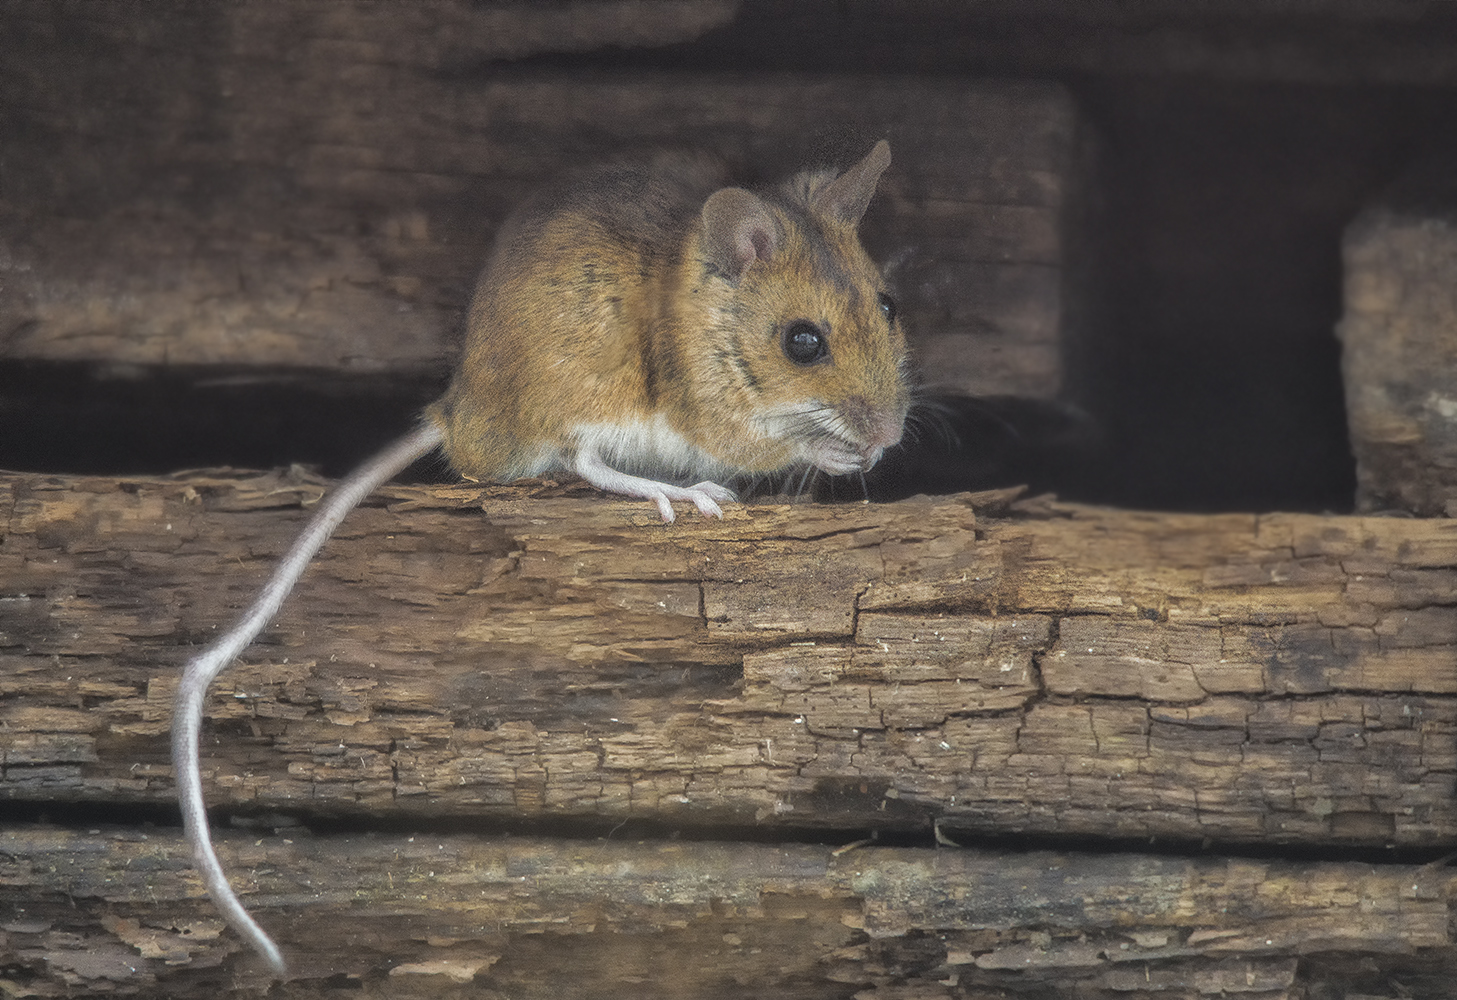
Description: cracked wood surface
xmin=3 ymin=469 xmax=1457 ymax=849
xmin=1 ymin=824 xmax=1451 ymax=997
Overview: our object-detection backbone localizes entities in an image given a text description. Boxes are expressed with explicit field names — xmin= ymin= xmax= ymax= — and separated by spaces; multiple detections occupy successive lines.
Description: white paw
xmin=684 ymin=491 xmax=724 ymax=520
xmin=644 ymin=482 xmax=735 ymax=522
xmin=686 ymin=482 xmax=735 ymax=519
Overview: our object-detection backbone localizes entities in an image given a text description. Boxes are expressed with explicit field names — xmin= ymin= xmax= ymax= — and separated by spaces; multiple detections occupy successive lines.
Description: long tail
xmin=170 ymin=423 xmax=445 ymax=974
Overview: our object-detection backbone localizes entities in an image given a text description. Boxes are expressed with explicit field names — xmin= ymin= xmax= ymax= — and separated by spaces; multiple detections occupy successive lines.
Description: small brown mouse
xmin=172 ymin=141 xmax=910 ymax=974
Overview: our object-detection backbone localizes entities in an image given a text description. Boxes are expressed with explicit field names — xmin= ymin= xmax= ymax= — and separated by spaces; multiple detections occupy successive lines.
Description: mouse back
xmin=427 ymin=151 xmax=730 ymax=482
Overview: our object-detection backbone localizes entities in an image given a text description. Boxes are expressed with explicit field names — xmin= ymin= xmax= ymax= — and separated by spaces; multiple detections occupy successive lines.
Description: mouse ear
xmin=810 ymin=139 xmax=891 ymax=227
xmin=702 ymin=187 xmax=780 ymax=282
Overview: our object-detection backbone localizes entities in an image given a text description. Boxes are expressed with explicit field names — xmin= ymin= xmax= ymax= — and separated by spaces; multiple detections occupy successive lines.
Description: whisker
xmin=795 ymin=464 xmax=815 ymax=500
xmin=906 ymin=399 xmax=959 ymax=449
xmin=955 ymin=396 xmax=1026 ymax=443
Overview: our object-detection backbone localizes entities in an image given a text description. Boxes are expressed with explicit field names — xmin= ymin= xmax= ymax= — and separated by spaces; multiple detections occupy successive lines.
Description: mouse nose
xmin=851 ymin=408 xmax=906 ymax=472
xmin=860 ymin=408 xmax=906 ymax=459
xmin=841 ymin=398 xmax=906 ymax=451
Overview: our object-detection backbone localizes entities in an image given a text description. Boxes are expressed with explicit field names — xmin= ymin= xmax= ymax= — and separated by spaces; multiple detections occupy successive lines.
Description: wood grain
xmin=1 ymin=824 xmax=1450 ymax=997
xmin=3 ymin=470 xmax=1456 ymax=850
xmin=0 ymin=1 xmax=1085 ymax=399
xmin=1338 ymin=157 xmax=1457 ymax=516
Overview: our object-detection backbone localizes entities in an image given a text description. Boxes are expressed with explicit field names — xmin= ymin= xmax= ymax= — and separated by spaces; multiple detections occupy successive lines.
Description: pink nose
xmin=866 ymin=410 xmax=906 ymax=452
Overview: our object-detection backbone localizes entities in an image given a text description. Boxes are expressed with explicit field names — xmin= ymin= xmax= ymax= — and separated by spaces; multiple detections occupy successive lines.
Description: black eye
xmin=878 ymin=292 xmax=897 ymax=325
xmin=782 ymin=320 xmax=829 ymax=365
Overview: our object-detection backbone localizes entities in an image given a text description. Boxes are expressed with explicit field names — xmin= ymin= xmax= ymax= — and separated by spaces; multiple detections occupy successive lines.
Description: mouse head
xmin=683 ymin=140 xmax=911 ymax=478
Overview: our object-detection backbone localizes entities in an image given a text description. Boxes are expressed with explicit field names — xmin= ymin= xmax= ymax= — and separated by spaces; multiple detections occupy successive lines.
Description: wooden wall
xmin=5 ymin=2 xmax=1457 ymax=997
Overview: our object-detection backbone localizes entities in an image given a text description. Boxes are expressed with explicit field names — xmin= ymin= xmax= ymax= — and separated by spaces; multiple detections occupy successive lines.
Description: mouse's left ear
xmin=811 ymin=139 xmax=891 ymax=227
xmin=702 ymin=187 xmax=781 ymax=283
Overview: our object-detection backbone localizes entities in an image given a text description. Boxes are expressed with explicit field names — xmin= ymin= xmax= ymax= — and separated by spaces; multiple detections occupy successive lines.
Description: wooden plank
xmin=0 ymin=2 xmax=1086 ymax=399
xmin=1338 ymin=156 xmax=1457 ymax=516
xmin=1 ymin=825 xmax=1450 ymax=997
xmin=3 ymin=470 xmax=1457 ymax=848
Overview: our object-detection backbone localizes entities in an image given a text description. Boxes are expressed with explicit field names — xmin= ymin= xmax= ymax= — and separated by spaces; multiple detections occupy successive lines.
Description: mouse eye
xmin=878 ymin=292 xmax=897 ymax=325
xmin=782 ymin=320 xmax=829 ymax=366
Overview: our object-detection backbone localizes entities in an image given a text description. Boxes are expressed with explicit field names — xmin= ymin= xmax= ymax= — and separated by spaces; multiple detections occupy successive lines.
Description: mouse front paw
xmin=571 ymin=450 xmax=737 ymax=523
xmin=641 ymin=482 xmax=735 ymax=522
xmin=683 ymin=481 xmax=736 ymax=520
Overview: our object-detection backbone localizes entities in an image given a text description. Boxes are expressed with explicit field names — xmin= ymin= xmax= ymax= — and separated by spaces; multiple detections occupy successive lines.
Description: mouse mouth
xmin=806 ymin=401 xmax=905 ymax=475
xmin=760 ymin=399 xmax=905 ymax=477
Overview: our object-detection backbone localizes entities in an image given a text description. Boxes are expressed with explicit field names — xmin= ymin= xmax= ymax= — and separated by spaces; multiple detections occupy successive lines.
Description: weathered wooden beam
xmin=3 ymin=470 xmax=1456 ymax=849
xmin=0 ymin=0 xmax=1087 ymax=399
xmin=1 ymin=824 xmax=1450 ymax=997
xmin=1339 ymin=155 xmax=1457 ymax=516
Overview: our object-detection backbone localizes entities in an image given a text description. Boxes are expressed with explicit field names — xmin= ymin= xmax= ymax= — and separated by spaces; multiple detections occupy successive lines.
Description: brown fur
xmin=428 ymin=141 xmax=909 ymax=490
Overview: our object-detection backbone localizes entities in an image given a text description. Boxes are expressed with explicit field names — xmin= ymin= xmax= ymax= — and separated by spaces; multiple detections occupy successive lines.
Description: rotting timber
xmin=3 ymin=469 xmax=1457 ymax=994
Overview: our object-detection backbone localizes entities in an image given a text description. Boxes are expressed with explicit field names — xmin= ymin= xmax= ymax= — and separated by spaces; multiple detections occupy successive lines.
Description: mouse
xmin=171 ymin=140 xmax=910 ymax=974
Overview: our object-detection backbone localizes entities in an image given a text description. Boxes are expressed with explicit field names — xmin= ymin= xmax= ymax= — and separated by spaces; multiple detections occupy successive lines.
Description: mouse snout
xmin=846 ymin=398 xmax=906 ymax=453
xmin=867 ymin=409 xmax=906 ymax=452
xmin=805 ymin=397 xmax=906 ymax=475
xmin=853 ymin=414 xmax=902 ymax=471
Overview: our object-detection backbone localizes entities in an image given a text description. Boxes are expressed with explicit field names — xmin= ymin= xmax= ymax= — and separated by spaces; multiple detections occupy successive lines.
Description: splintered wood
xmin=3 ymin=471 xmax=1456 ymax=845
